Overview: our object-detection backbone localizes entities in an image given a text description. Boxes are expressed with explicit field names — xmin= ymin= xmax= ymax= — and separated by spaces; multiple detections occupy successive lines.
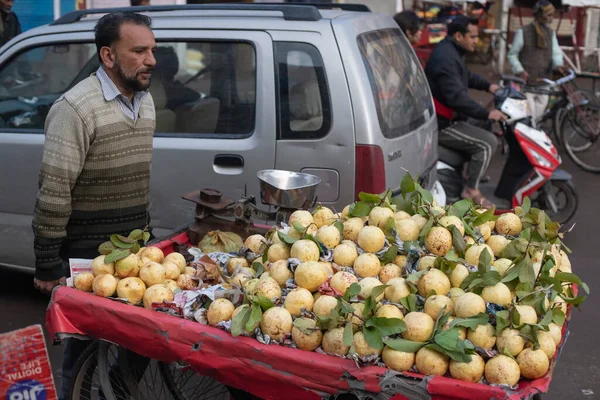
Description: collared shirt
xmin=507 ymin=27 xmax=563 ymax=74
xmin=96 ymin=67 xmax=148 ymax=121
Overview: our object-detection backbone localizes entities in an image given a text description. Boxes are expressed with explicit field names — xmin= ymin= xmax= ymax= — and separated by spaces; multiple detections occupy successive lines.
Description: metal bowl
xmin=257 ymin=169 xmax=321 ymax=209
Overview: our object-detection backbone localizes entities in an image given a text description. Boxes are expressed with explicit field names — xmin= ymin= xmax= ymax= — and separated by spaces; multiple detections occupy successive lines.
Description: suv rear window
xmin=357 ymin=29 xmax=433 ymax=139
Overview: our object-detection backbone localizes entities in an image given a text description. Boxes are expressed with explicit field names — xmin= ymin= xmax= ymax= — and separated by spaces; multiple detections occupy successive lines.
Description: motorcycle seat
xmin=438 ymin=145 xmax=467 ymax=169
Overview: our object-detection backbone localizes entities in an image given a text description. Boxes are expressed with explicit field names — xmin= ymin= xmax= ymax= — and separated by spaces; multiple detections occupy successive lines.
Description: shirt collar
xmin=446 ymin=37 xmax=466 ymax=56
xmin=96 ymin=66 xmax=148 ymax=103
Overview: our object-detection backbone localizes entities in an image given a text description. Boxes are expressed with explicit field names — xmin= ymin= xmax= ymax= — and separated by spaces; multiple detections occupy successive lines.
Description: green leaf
xmin=400 ymin=294 xmax=417 ymax=313
xmin=231 ymin=305 xmax=251 ymax=337
xmin=142 ymin=231 xmax=151 ymax=244
xmin=460 ymin=273 xmax=481 ymax=291
xmin=292 ymin=222 xmax=306 ymax=233
xmin=556 ymin=272 xmax=590 ymax=294
xmin=384 ymin=217 xmax=396 ymax=235
xmin=419 ymin=217 xmax=434 ymax=240
xmin=561 ymin=295 xmax=587 ymax=307
xmin=277 ymin=231 xmax=298 ymax=245
xmin=518 ymin=255 xmax=535 ymax=286
xmin=128 ymin=229 xmax=144 ymax=241
xmin=248 ymin=303 xmax=262 ymax=332
xmin=433 ymin=307 xmax=451 ymax=336
xmin=512 ymin=307 xmax=521 ymax=326
xmin=130 ymin=242 xmax=141 ymax=255
xmin=110 ymin=234 xmax=135 ymax=249
xmin=370 ymin=285 xmax=389 ymax=302
xmin=363 ymin=296 xmax=376 ymax=318
xmin=434 ymin=328 xmax=461 ymax=350
xmin=478 ymin=248 xmax=492 ymax=273
xmin=400 ymin=174 xmax=416 ymax=196
xmin=406 ymin=269 xmax=429 ymax=284
xmin=416 ymin=185 xmax=434 ymax=204
xmin=104 ymin=249 xmax=131 ymax=264
xmin=334 ymin=221 xmax=344 ymax=238
xmin=293 ymin=318 xmax=318 ymax=335
xmin=254 ymin=295 xmax=274 ymax=311
xmin=341 ymin=301 xmax=355 ymax=316
xmin=482 ymin=271 xmax=502 ymax=287
xmin=369 ymin=317 xmax=406 ymax=337
xmin=450 ymin=313 xmax=489 ymax=330
xmin=252 ymin=262 xmax=265 ymax=278
xmin=445 ymin=250 xmax=461 ymax=263
xmin=502 ymin=238 xmax=527 ymax=260
xmin=495 ymin=310 xmax=510 ymax=336
xmin=362 ymin=325 xmax=384 ymax=350
xmin=449 ymin=225 xmax=466 ymax=258
xmin=384 ymin=338 xmax=425 ymax=353
xmin=552 ymin=308 xmax=566 ymax=326
xmin=359 ymin=192 xmax=383 ymax=203
xmin=449 ymin=199 xmax=471 ymax=218
xmin=343 ymin=321 xmax=354 ymax=347
xmin=501 ymin=262 xmax=521 ymax=283
xmin=380 ymin=245 xmax=399 ymax=265
xmin=520 ymin=228 xmax=531 ymax=241
xmin=350 ymin=202 xmax=372 ymax=217
xmin=473 ymin=208 xmax=497 ymax=226
xmin=539 ymin=311 xmax=553 ymax=328
xmin=522 ymin=197 xmax=531 ymax=213
xmin=344 ymin=283 xmax=361 ymax=301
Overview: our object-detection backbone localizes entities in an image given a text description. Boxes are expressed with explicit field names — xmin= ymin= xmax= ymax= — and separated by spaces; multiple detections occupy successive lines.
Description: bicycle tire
xmin=559 ymin=103 xmax=600 ymax=173
xmin=67 ymin=340 xmax=101 ymax=400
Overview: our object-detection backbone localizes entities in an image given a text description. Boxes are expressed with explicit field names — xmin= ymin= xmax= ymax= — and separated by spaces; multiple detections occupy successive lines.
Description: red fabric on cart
xmin=47 ymin=287 xmax=568 ymax=399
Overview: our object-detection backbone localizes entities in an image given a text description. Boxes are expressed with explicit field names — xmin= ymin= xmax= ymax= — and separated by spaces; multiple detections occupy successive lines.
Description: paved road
xmin=1 ymin=73 xmax=598 ymax=399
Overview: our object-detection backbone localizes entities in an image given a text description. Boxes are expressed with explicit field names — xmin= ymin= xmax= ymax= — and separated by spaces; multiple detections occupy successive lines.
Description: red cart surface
xmin=45 ymin=232 xmax=571 ymax=400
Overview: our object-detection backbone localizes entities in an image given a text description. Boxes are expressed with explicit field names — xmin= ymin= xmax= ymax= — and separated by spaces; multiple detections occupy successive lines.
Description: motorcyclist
xmin=425 ymin=15 xmax=506 ymax=209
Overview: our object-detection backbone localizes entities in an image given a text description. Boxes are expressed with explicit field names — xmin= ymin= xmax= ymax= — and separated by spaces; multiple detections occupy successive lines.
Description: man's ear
xmin=100 ymin=46 xmax=115 ymax=69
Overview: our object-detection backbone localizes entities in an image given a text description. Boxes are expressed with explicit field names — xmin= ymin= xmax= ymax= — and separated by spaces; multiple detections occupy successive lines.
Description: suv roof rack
xmin=51 ymin=3 xmax=370 ymax=26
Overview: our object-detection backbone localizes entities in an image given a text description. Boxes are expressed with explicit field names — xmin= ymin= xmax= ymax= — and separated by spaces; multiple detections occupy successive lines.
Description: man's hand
xmin=556 ymin=66 xmax=567 ymax=75
xmin=519 ymin=71 xmax=529 ymax=81
xmin=34 ymin=277 xmax=66 ymax=295
xmin=488 ymin=109 xmax=508 ymax=121
xmin=488 ymin=84 xmax=501 ymax=94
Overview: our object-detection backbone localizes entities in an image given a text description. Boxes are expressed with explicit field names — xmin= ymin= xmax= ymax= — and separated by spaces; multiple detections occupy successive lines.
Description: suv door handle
xmin=214 ymin=154 xmax=244 ymax=168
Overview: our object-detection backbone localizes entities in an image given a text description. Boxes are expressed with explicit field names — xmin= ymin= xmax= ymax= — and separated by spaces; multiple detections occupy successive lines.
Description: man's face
xmin=539 ymin=9 xmax=554 ymax=25
xmin=108 ymin=23 xmax=157 ymax=93
xmin=407 ymin=28 xmax=423 ymax=45
xmin=455 ymin=24 xmax=479 ymax=52
xmin=0 ymin=0 xmax=14 ymax=12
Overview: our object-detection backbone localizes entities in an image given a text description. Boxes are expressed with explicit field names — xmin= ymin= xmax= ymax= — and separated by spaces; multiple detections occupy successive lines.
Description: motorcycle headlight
xmin=528 ymin=148 xmax=553 ymax=168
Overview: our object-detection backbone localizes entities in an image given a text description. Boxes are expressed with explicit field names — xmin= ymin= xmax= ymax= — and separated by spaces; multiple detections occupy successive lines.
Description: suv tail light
xmin=355 ymin=145 xmax=386 ymax=199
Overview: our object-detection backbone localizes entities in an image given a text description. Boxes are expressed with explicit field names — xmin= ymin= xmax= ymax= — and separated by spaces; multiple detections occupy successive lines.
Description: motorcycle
xmin=436 ymin=75 xmax=578 ymax=224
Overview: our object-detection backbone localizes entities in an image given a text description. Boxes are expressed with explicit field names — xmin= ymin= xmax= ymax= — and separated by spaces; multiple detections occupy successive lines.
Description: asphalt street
xmin=1 ymin=73 xmax=598 ymax=400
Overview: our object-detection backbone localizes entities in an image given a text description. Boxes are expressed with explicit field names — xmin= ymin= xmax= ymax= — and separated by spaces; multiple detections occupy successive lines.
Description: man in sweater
xmin=507 ymin=0 xmax=564 ymax=127
xmin=32 ymin=11 xmax=156 ymax=398
xmin=425 ymin=16 xmax=505 ymax=209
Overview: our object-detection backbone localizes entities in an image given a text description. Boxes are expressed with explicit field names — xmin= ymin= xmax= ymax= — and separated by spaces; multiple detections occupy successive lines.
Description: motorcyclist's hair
xmin=393 ymin=11 xmax=423 ymax=36
xmin=95 ymin=12 xmax=152 ymax=64
xmin=447 ymin=16 xmax=479 ymax=37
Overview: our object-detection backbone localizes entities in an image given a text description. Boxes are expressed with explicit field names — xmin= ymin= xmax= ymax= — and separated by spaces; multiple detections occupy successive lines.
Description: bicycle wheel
xmin=67 ymin=340 xmax=102 ymax=400
xmin=159 ymin=361 xmax=231 ymax=400
xmin=560 ymin=102 xmax=600 ymax=173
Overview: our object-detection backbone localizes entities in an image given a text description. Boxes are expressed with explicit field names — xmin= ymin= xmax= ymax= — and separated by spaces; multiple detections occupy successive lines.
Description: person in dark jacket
xmin=0 ymin=0 xmax=21 ymax=47
xmin=425 ymin=16 xmax=505 ymax=209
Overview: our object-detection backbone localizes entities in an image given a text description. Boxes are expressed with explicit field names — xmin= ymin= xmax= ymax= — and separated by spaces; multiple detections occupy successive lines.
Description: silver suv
xmin=0 ymin=3 xmax=441 ymax=273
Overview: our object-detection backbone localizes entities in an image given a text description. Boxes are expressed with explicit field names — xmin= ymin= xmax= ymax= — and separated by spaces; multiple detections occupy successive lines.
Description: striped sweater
xmin=32 ymin=75 xmax=155 ymax=281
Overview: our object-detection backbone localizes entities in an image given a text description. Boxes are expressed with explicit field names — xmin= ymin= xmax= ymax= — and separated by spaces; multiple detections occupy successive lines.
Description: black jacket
xmin=425 ymin=37 xmax=490 ymax=126
xmin=0 ymin=11 xmax=21 ymax=47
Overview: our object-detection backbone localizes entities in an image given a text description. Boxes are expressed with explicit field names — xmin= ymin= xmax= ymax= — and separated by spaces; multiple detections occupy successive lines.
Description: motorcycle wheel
xmin=534 ymin=180 xmax=578 ymax=225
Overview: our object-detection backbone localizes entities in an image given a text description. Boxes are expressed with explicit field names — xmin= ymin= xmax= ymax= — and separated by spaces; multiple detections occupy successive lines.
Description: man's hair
xmin=130 ymin=0 xmax=147 ymax=6
xmin=95 ymin=12 xmax=152 ymax=63
xmin=447 ymin=15 xmax=479 ymax=37
xmin=393 ymin=11 xmax=422 ymax=35
xmin=533 ymin=0 xmax=554 ymax=15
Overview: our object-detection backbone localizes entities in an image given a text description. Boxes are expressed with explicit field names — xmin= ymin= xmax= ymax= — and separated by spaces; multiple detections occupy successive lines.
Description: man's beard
xmin=115 ymin=59 xmax=153 ymax=93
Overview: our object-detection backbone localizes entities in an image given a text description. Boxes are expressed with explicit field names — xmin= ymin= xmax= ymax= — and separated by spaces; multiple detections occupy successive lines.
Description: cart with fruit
xmin=46 ymin=170 xmax=588 ymax=400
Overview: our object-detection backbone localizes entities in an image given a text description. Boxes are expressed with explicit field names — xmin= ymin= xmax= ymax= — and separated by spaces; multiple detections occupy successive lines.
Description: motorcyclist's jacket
xmin=425 ymin=37 xmax=491 ymax=128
